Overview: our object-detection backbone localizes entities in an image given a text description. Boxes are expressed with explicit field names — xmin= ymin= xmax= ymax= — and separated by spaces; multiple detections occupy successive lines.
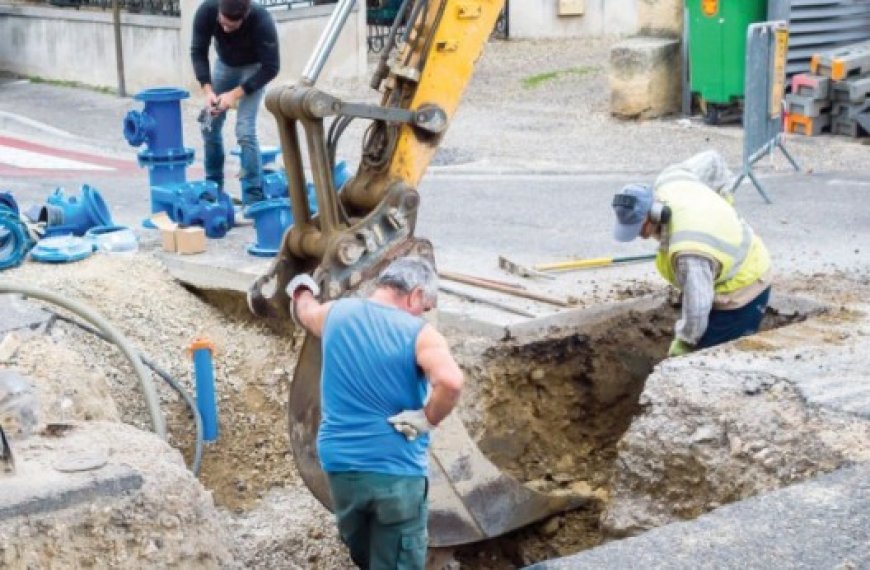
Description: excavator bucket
xmin=290 ymin=318 xmax=587 ymax=547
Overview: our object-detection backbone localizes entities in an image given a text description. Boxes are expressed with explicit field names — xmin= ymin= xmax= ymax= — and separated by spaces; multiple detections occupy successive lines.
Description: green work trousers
xmin=326 ymin=471 xmax=428 ymax=570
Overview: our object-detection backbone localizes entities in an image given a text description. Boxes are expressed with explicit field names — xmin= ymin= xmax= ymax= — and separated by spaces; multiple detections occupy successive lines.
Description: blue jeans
xmin=696 ymin=287 xmax=771 ymax=349
xmin=202 ymin=58 xmax=266 ymax=204
xmin=327 ymin=472 xmax=428 ymax=570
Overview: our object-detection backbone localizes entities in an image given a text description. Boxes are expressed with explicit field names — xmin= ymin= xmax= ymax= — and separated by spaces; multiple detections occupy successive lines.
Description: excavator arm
xmin=248 ymin=0 xmax=503 ymax=317
xmin=248 ymin=0 xmax=582 ymax=547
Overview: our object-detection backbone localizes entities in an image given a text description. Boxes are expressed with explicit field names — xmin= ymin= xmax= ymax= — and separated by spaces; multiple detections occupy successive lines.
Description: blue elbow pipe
xmin=189 ymin=338 xmax=218 ymax=442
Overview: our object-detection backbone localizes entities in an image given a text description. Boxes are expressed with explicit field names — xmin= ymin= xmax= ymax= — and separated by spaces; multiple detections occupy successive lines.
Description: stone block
xmin=637 ymin=0 xmax=683 ymax=37
xmin=831 ymin=76 xmax=870 ymax=103
xmin=609 ymin=36 xmax=682 ymax=120
xmin=791 ymin=73 xmax=830 ymax=100
xmin=786 ymin=94 xmax=831 ymax=118
xmin=785 ymin=113 xmax=830 ymax=136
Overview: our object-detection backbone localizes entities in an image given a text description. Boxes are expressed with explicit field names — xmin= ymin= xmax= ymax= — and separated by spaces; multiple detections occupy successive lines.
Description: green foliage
xmin=28 ymin=76 xmax=115 ymax=95
xmin=521 ymin=66 xmax=597 ymax=89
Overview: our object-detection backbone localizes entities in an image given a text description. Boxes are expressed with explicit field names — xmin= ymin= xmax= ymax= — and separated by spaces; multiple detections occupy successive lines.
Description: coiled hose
xmin=0 ymin=283 xmax=166 ymax=438
xmin=49 ymin=313 xmax=203 ymax=476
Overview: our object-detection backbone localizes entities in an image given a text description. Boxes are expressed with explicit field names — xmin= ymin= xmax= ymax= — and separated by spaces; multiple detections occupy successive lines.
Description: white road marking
xmin=0 ymin=145 xmax=113 ymax=171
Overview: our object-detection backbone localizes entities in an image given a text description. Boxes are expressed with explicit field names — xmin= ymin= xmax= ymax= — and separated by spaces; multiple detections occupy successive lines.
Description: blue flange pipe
xmin=244 ymin=198 xmax=292 ymax=257
xmin=244 ymin=161 xmax=352 ymax=256
xmin=40 ymin=185 xmax=114 ymax=237
xmin=125 ymin=88 xmax=235 ymax=237
xmin=157 ymin=180 xmax=234 ymax=239
xmin=189 ymin=338 xmax=218 ymax=442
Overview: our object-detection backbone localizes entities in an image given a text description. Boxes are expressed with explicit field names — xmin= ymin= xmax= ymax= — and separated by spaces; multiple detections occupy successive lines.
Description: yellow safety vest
xmin=654 ymin=180 xmax=770 ymax=294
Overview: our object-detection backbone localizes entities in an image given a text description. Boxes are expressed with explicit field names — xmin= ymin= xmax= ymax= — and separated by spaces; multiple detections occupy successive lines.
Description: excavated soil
xmin=452 ymin=299 xmax=810 ymax=568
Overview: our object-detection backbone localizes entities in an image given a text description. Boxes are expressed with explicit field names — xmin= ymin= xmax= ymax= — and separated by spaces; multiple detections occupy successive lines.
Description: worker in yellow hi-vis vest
xmin=611 ymin=156 xmax=772 ymax=358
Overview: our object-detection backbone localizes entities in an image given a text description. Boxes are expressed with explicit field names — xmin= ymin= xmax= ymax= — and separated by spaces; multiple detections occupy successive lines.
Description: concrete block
xmin=637 ymin=0 xmax=683 ymax=37
xmin=811 ymin=40 xmax=870 ymax=80
xmin=785 ymin=113 xmax=830 ymax=136
xmin=786 ymin=94 xmax=831 ymax=118
xmin=791 ymin=73 xmax=830 ymax=100
xmin=832 ymin=117 xmax=866 ymax=138
xmin=609 ymin=36 xmax=681 ymax=120
xmin=832 ymin=100 xmax=870 ymax=120
xmin=831 ymin=76 xmax=870 ymax=103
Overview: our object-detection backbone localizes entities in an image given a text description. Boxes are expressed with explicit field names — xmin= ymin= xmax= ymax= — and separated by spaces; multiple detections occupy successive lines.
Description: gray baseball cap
xmin=612 ymin=183 xmax=653 ymax=242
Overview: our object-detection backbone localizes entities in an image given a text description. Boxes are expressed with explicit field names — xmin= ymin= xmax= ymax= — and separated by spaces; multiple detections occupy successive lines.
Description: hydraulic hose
xmin=50 ymin=312 xmax=203 ymax=476
xmin=0 ymin=282 xmax=166 ymax=439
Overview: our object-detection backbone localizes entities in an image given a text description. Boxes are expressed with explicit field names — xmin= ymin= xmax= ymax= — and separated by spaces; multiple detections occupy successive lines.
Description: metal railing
xmin=41 ymin=0 xmax=180 ymax=16
xmin=35 ymin=0 xmax=336 ymax=17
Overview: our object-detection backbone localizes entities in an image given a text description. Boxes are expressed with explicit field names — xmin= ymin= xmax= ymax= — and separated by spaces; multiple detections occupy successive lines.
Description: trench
xmin=186 ymin=290 xmax=808 ymax=567
xmin=452 ymin=298 xmax=809 ymax=569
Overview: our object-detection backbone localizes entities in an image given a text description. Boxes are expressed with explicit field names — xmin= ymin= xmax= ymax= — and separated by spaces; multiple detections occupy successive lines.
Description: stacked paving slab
xmin=785 ymin=40 xmax=870 ymax=138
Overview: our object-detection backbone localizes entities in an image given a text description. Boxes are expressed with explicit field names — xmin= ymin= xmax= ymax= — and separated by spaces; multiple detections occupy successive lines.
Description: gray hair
xmin=377 ymin=257 xmax=438 ymax=306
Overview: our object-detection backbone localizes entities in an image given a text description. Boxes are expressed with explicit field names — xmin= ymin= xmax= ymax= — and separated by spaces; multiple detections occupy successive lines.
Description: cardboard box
xmin=150 ymin=212 xmax=206 ymax=255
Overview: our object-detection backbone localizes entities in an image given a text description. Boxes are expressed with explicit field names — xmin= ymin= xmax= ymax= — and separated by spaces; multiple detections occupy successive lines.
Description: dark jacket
xmin=190 ymin=0 xmax=280 ymax=94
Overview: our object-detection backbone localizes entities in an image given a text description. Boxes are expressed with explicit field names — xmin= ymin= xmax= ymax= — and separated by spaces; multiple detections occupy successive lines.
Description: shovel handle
xmin=534 ymin=254 xmax=656 ymax=272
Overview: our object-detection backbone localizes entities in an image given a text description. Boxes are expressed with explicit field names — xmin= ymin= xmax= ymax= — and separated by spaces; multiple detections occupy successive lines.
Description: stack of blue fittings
xmin=124 ymin=87 xmax=234 ymax=239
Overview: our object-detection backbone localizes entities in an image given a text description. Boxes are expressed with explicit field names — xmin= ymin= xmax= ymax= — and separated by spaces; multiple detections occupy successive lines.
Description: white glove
xmin=286 ymin=274 xmax=319 ymax=326
xmin=388 ymin=409 xmax=436 ymax=442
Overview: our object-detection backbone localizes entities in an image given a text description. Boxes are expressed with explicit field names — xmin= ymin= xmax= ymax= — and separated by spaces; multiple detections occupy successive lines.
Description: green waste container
xmin=686 ymin=0 xmax=768 ymax=123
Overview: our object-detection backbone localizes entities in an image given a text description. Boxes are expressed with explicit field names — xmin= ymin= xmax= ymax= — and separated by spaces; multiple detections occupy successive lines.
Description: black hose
xmin=49 ymin=312 xmax=204 ymax=476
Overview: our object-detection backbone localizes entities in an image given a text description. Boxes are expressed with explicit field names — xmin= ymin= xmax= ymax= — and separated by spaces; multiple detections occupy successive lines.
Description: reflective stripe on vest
xmin=670 ymin=220 xmax=752 ymax=282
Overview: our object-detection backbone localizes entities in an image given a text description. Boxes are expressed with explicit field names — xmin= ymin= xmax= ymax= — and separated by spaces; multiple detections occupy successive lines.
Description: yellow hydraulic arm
xmin=248 ymin=0 xmax=505 ymax=317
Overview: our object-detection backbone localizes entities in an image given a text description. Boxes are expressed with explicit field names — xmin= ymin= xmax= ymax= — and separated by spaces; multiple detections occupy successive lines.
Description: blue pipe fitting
xmin=243 ymin=161 xmax=352 ymax=256
xmin=125 ymin=88 xmax=195 ymax=195
xmin=40 ymin=185 xmax=114 ymax=238
xmin=30 ymin=235 xmax=95 ymax=264
xmin=154 ymin=180 xmax=235 ymax=239
xmin=0 ymin=193 xmax=33 ymax=271
xmin=243 ymin=198 xmax=292 ymax=257
xmin=189 ymin=338 xmax=218 ymax=442
xmin=126 ymin=87 xmax=236 ymax=237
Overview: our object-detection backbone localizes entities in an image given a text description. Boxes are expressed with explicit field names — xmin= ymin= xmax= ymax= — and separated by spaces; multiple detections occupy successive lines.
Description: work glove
xmin=668 ymin=338 xmax=694 ymax=357
xmin=286 ymin=274 xmax=320 ymax=327
xmin=388 ymin=409 xmax=435 ymax=442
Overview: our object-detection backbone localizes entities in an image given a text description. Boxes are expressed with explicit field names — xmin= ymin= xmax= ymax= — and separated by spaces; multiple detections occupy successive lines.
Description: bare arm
xmin=293 ymin=290 xmax=333 ymax=338
xmin=415 ymin=324 xmax=464 ymax=426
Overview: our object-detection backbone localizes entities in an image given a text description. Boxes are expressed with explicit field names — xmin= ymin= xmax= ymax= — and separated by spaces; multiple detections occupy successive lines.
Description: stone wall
xmin=0 ymin=3 xmax=366 ymax=94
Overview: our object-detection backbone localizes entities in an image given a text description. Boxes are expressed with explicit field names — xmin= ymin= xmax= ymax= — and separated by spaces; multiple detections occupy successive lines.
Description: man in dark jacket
xmin=190 ymin=0 xmax=279 ymax=204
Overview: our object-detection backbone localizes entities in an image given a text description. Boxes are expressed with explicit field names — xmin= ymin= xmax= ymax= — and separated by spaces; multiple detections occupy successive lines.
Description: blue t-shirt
xmin=317 ymin=298 xmax=429 ymax=476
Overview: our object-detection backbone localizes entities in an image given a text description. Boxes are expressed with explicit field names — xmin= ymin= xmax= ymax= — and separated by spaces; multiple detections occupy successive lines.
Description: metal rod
xmin=439 ymin=271 xmax=572 ymax=308
xmin=112 ymin=0 xmax=126 ymax=97
xmin=301 ymin=0 xmax=358 ymax=86
xmin=438 ymin=284 xmax=536 ymax=318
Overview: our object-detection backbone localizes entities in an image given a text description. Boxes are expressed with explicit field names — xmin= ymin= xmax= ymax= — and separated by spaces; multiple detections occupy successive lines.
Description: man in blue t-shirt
xmin=289 ymin=257 xmax=464 ymax=569
xmin=190 ymin=0 xmax=279 ymax=205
